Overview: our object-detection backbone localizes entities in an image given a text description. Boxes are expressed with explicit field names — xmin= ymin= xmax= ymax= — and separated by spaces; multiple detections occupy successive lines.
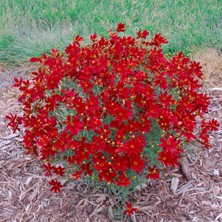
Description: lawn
xmin=0 ymin=0 xmax=222 ymax=66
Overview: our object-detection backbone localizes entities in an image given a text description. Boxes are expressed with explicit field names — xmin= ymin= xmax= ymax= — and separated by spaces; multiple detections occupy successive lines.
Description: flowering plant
xmin=6 ymin=23 xmax=219 ymax=195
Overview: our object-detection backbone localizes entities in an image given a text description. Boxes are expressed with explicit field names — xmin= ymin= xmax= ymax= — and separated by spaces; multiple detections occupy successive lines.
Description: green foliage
xmin=143 ymin=121 xmax=163 ymax=166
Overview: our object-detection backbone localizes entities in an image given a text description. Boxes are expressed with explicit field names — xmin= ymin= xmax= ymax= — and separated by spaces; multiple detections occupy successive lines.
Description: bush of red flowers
xmin=6 ymin=23 xmax=219 ymax=194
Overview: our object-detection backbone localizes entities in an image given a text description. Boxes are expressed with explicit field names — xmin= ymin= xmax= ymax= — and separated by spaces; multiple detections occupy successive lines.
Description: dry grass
xmin=0 ymin=49 xmax=222 ymax=221
xmin=194 ymin=48 xmax=222 ymax=90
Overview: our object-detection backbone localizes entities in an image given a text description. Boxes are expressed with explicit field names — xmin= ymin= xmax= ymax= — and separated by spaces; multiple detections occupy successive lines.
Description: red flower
xmin=5 ymin=113 xmax=22 ymax=133
xmin=124 ymin=202 xmax=137 ymax=216
xmin=116 ymin=174 xmax=131 ymax=187
xmin=53 ymin=166 xmax=65 ymax=176
xmin=146 ymin=102 xmax=162 ymax=119
xmin=13 ymin=77 xmax=24 ymax=88
xmin=46 ymin=70 xmax=63 ymax=90
xmin=80 ymin=163 xmax=93 ymax=176
xmin=158 ymin=149 xmax=182 ymax=167
xmin=74 ymin=35 xmax=84 ymax=46
xmin=90 ymin=33 xmax=97 ymax=42
xmin=94 ymin=125 xmax=111 ymax=138
xmin=40 ymin=144 xmax=57 ymax=160
xmin=150 ymin=33 xmax=168 ymax=47
xmin=137 ymin=30 xmax=149 ymax=39
xmin=199 ymin=131 xmax=210 ymax=148
xmin=129 ymin=154 xmax=145 ymax=173
xmin=53 ymin=132 xmax=73 ymax=152
xmin=116 ymin=23 xmax=125 ymax=32
xmin=24 ymin=145 xmax=38 ymax=156
xmin=98 ymin=168 xmax=117 ymax=183
xmin=64 ymin=116 xmax=84 ymax=136
xmin=45 ymin=94 xmax=63 ymax=111
xmin=85 ymin=94 xmax=101 ymax=114
xmin=93 ymin=153 xmax=110 ymax=171
xmin=159 ymin=135 xmax=180 ymax=152
xmin=181 ymin=130 xmax=196 ymax=142
xmin=146 ymin=166 xmax=160 ymax=180
xmin=154 ymin=73 xmax=168 ymax=89
xmin=190 ymin=61 xmax=202 ymax=78
xmin=71 ymin=96 xmax=85 ymax=113
xmin=49 ymin=179 xmax=63 ymax=192
xmin=159 ymin=92 xmax=174 ymax=107
xmin=90 ymin=136 xmax=106 ymax=153
xmin=106 ymin=101 xmax=133 ymax=122
xmin=112 ymin=154 xmax=129 ymax=172
xmin=43 ymin=163 xmax=55 ymax=177
xmin=207 ymin=119 xmax=220 ymax=131
xmin=23 ymin=130 xmax=35 ymax=147
xmin=29 ymin=57 xmax=42 ymax=63
xmin=120 ymin=136 xmax=146 ymax=155
xmin=71 ymin=171 xmax=82 ymax=180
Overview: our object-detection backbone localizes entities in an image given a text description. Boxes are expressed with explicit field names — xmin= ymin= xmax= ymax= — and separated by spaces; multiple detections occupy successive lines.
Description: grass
xmin=0 ymin=0 xmax=222 ymax=66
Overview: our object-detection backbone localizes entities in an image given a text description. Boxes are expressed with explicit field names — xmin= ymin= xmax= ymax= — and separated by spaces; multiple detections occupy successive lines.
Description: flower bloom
xmin=49 ymin=179 xmax=63 ymax=193
xmin=124 ymin=202 xmax=137 ymax=216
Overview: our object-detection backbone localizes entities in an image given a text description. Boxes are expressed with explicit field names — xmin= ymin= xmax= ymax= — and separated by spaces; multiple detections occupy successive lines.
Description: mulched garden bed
xmin=0 ymin=48 xmax=222 ymax=221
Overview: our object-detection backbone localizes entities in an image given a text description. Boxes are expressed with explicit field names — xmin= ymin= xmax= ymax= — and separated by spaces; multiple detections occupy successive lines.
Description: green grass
xmin=0 ymin=0 xmax=222 ymax=66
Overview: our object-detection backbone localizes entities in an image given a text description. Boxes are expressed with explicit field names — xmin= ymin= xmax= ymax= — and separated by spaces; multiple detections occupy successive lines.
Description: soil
xmin=0 ymin=48 xmax=222 ymax=222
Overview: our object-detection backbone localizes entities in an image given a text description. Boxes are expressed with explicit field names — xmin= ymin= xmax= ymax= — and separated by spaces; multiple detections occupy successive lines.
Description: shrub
xmin=6 ymin=23 xmax=219 ymax=198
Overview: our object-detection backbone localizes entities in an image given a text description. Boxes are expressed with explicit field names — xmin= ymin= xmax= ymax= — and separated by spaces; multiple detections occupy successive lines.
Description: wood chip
xmin=90 ymin=206 xmax=104 ymax=218
xmin=180 ymin=156 xmax=192 ymax=180
xmin=170 ymin=177 xmax=179 ymax=194
xmin=108 ymin=205 xmax=114 ymax=219
xmin=40 ymin=215 xmax=49 ymax=222
xmin=85 ymin=217 xmax=90 ymax=222
xmin=28 ymin=188 xmax=38 ymax=202
xmin=213 ymin=186 xmax=221 ymax=197
xmin=215 ymin=212 xmax=222 ymax=221
xmin=25 ymin=177 xmax=33 ymax=186
xmin=138 ymin=206 xmax=151 ymax=211
xmin=77 ymin=198 xmax=89 ymax=207
xmin=95 ymin=194 xmax=106 ymax=204
xmin=0 ymin=133 xmax=19 ymax=140
xmin=0 ymin=140 xmax=11 ymax=147
xmin=213 ymin=169 xmax=220 ymax=176
xmin=176 ymin=182 xmax=193 ymax=194
xmin=131 ymin=213 xmax=137 ymax=222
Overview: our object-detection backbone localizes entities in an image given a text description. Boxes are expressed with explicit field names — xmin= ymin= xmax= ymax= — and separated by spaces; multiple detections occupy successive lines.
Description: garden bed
xmin=0 ymin=48 xmax=222 ymax=222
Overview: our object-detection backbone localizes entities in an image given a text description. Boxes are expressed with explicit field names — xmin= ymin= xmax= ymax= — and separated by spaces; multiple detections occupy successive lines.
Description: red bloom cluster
xmin=6 ymin=23 xmax=219 ymax=192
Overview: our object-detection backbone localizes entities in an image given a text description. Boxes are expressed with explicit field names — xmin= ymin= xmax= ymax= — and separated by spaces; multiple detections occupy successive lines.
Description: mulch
xmin=0 ymin=49 xmax=222 ymax=222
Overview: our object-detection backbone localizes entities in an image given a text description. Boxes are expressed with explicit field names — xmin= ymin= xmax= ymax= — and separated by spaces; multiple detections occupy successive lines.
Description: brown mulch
xmin=0 ymin=48 xmax=222 ymax=222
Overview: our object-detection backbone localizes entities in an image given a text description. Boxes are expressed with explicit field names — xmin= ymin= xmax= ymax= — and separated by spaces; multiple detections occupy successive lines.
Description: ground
xmin=0 ymin=48 xmax=222 ymax=222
